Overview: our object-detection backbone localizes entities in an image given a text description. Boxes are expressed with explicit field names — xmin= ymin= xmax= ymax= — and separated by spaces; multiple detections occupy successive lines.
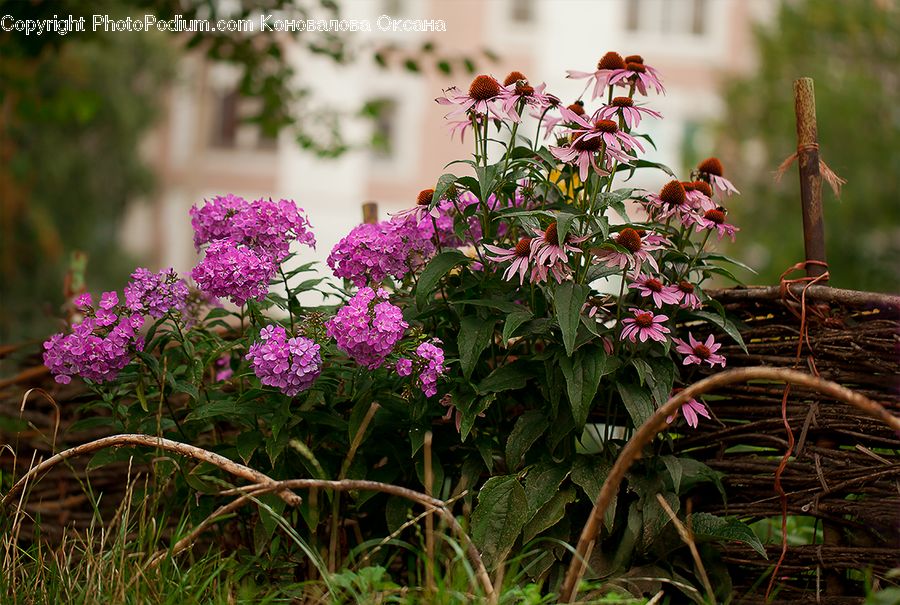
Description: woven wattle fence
xmin=675 ymin=284 xmax=900 ymax=604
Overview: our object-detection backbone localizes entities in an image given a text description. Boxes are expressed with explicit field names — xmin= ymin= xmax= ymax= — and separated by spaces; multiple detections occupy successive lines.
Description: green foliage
xmin=719 ymin=0 xmax=900 ymax=291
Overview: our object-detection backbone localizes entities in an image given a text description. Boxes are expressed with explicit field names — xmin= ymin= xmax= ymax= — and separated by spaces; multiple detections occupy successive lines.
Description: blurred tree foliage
xmin=720 ymin=0 xmax=899 ymax=292
xmin=0 ymin=0 xmax=494 ymax=343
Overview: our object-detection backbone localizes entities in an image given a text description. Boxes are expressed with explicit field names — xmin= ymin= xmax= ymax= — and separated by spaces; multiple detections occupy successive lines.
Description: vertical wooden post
xmin=362 ymin=201 xmax=378 ymax=224
xmin=793 ymin=78 xmax=828 ymax=281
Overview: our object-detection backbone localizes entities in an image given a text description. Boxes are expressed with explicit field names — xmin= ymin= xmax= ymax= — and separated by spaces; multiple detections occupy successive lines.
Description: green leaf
xmin=432 ymin=173 xmax=457 ymax=208
xmin=505 ymin=411 xmax=547 ymax=471
xmin=522 ymin=487 xmax=576 ymax=543
xmin=457 ymin=316 xmax=495 ymax=380
xmin=571 ymin=455 xmax=616 ymax=531
xmin=644 ymin=356 xmax=677 ymax=407
xmin=459 ymin=393 xmax=495 ymax=442
xmin=556 ymin=212 xmax=576 ymax=246
xmin=476 ymin=362 xmax=529 ymax=394
xmin=559 ymin=346 xmax=611 ymax=428
xmin=554 ymin=282 xmax=590 ymax=356
xmin=471 ymin=476 xmax=529 ymax=570
xmin=502 ymin=310 xmax=533 ymax=343
xmin=415 ymin=249 xmax=469 ymax=307
xmin=524 ymin=460 xmax=570 ymax=516
xmin=690 ymin=513 xmax=768 ymax=559
xmin=236 ymin=431 xmax=262 ymax=464
xmin=689 ymin=310 xmax=748 ymax=354
xmin=617 ymin=382 xmax=655 ymax=428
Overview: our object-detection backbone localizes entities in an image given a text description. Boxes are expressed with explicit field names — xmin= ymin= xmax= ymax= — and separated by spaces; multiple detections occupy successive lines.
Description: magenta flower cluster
xmin=245 ymin=324 xmax=322 ymax=396
xmin=327 ymin=217 xmax=435 ymax=287
xmin=396 ymin=340 xmax=445 ymax=397
xmin=43 ymin=293 xmax=145 ymax=384
xmin=326 ymin=288 xmax=408 ymax=369
xmin=191 ymin=194 xmax=315 ymax=262
xmin=124 ymin=267 xmax=190 ymax=319
xmin=191 ymin=240 xmax=278 ymax=307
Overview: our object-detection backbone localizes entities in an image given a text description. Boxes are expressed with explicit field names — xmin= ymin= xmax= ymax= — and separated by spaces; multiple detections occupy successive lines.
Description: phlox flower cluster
xmin=246 ymin=324 xmax=322 ymax=396
xmin=191 ymin=239 xmax=278 ymax=307
xmin=191 ymin=195 xmax=315 ymax=261
xmin=124 ymin=267 xmax=190 ymax=319
xmin=328 ymin=216 xmax=435 ymax=287
xmin=43 ymin=292 xmax=144 ymax=384
xmin=326 ymin=288 xmax=408 ymax=369
xmin=397 ymin=340 xmax=446 ymax=398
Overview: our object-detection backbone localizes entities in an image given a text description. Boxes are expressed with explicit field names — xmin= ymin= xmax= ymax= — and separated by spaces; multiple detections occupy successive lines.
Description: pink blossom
xmin=530 ymin=222 xmax=588 ymax=267
xmin=436 ymin=75 xmax=517 ymax=122
xmin=667 ymin=397 xmax=711 ymax=428
xmin=608 ymin=58 xmax=665 ymax=96
xmin=594 ymin=227 xmax=665 ymax=273
xmin=628 ymin=274 xmax=681 ymax=308
xmin=566 ymin=51 xmax=630 ymax=100
xmin=595 ymin=97 xmax=662 ymax=130
xmin=484 ymin=238 xmax=533 ymax=285
xmin=620 ymin=308 xmax=670 ymax=343
xmin=696 ymin=157 xmax=740 ymax=195
xmin=695 ymin=208 xmax=739 ymax=242
xmin=675 ymin=281 xmax=702 ymax=310
xmin=674 ymin=333 xmax=726 ymax=368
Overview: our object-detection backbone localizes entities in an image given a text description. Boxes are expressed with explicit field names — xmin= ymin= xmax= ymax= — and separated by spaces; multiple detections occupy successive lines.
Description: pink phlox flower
xmin=674 ymin=333 xmax=726 ymax=367
xmin=594 ymin=98 xmax=662 ymax=130
xmin=395 ymin=358 xmax=413 ymax=377
xmin=628 ymin=273 xmax=681 ymax=308
xmin=620 ymin=307 xmax=670 ymax=343
xmin=695 ymin=208 xmax=739 ymax=242
xmin=246 ymin=324 xmax=321 ymax=396
xmin=667 ymin=397 xmax=710 ymax=428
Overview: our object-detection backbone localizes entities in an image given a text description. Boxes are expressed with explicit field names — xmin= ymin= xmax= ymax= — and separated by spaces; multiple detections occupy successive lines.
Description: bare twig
xmin=0 ymin=434 xmax=303 ymax=509
xmin=559 ymin=367 xmax=899 ymax=603
xmin=656 ymin=494 xmax=714 ymax=604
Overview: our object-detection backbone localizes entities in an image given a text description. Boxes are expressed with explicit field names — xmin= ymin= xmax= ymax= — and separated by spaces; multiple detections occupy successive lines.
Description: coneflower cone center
xmin=573 ymin=134 xmax=602 ymax=152
xmin=635 ymin=312 xmax=654 ymax=328
xmin=698 ymin=157 xmax=724 ymax=176
xmin=567 ymin=101 xmax=585 ymax=115
xmin=693 ymin=344 xmax=711 ymax=359
xmin=611 ymin=96 xmax=634 ymax=107
xmin=503 ymin=71 xmax=527 ymax=86
xmin=624 ymin=54 xmax=644 ymax=64
xmin=616 ymin=228 xmax=642 ymax=253
xmin=595 ymin=119 xmax=618 ymax=133
xmin=469 ymin=75 xmax=501 ymax=101
xmin=417 ymin=189 xmax=435 ymax=206
xmin=514 ymin=238 xmax=532 ymax=257
xmin=659 ymin=180 xmax=686 ymax=206
xmin=516 ymin=83 xmax=534 ymax=96
xmin=598 ymin=51 xmax=626 ymax=71
xmin=678 ymin=281 xmax=694 ymax=294
xmin=646 ymin=278 xmax=663 ymax=292
xmin=704 ymin=209 xmax=726 ymax=224
xmin=544 ymin=222 xmax=559 ymax=244
xmin=626 ymin=62 xmax=646 ymax=73
xmin=690 ymin=180 xmax=713 ymax=197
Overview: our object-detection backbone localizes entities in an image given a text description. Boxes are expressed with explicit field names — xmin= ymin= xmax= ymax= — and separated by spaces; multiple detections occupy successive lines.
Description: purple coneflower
xmin=675 ymin=280 xmax=702 ymax=310
xmin=484 ymin=238 xmax=534 ymax=285
xmin=566 ymin=51 xmax=629 ymax=100
xmin=560 ymin=109 xmax=645 ymax=158
xmin=609 ymin=56 xmax=665 ymax=96
xmin=394 ymin=188 xmax=441 ymax=221
xmin=594 ymin=227 xmax=664 ymax=273
xmin=695 ymin=207 xmax=739 ymax=241
xmin=696 ymin=157 xmax=739 ymax=195
xmin=533 ymin=100 xmax=585 ymax=140
xmin=667 ymin=397 xmax=711 ymax=428
xmin=530 ymin=222 xmax=587 ymax=267
xmin=620 ymin=308 xmax=670 ymax=343
xmin=682 ymin=180 xmax=717 ymax=212
xmin=674 ymin=333 xmax=726 ymax=367
xmin=628 ymin=273 xmax=681 ymax=308
xmin=500 ymin=71 xmax=557 ymax=116
xmin=643 ymin=180 xmax=694 ymax=224
xmin=436 ymin=74 xmax=518 ymax=122
xmin=595 ymin=96 xmax=662 ymax=130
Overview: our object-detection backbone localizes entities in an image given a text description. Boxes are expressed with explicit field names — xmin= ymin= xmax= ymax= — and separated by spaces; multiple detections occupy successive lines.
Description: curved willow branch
xmin=559 ymin=367 xmax=899 ymax=603
xmin=0 ymin=433 xmax=303 ymax=508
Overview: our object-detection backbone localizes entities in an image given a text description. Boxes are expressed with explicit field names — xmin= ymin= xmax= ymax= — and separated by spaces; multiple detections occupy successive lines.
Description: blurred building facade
xmin=123 ymin=0 xmax=776 ymax=277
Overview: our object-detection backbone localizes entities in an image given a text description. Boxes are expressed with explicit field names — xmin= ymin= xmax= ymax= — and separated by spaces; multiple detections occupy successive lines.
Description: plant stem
xmin=279 ymin=267 xmax=295 ymax=333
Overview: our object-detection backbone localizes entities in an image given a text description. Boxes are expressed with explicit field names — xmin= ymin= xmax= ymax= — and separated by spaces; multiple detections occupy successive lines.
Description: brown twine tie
xmin=774 ymin=142 xmax=847 ymax=197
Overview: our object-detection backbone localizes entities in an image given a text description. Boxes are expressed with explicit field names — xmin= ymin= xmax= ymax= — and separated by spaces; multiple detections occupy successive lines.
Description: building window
xmin=209 ymin=88 xmax=277 ymax=151
xmin=366 ymin=98 xmax=398 ymax=160
xmin=510 ymin=0 xmax=535 ymax=23
xmin=623 ymin=0 xmax=707 ymax=36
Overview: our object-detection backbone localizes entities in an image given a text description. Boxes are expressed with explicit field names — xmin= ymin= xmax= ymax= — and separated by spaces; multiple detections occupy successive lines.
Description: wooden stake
xmin=793 ymin=78 xmax=828 ymax=281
